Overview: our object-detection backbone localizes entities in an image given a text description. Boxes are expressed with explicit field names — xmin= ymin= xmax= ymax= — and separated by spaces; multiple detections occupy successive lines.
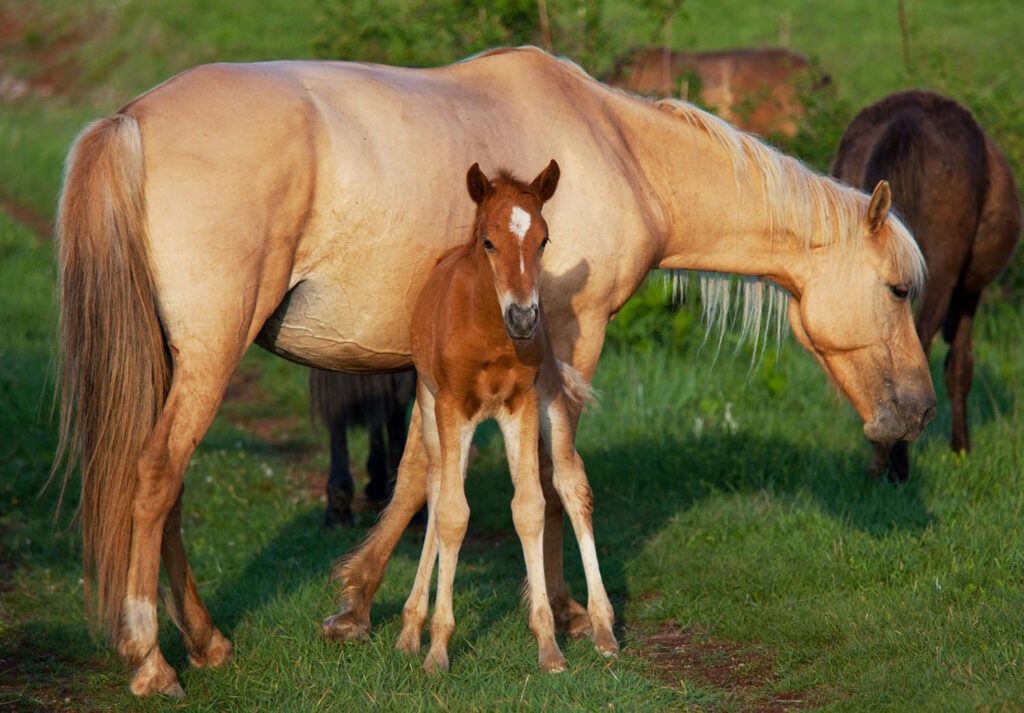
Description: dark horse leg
xmin=943 ymin=288 xmax=981 ymax=454
xmin=362 ymin=422 xmax=390 ymax=507
xmin=324 ymin=413 xmax=355 ymax=527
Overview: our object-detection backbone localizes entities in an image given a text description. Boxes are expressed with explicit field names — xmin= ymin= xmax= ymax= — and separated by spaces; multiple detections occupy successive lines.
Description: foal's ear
xmin=531 ymin=159 xmax=560 ymax=203
xmin=467 ymin=163 xmax=490 ymax=204
xmin=866 ymin=180 xmax=892 ymax=233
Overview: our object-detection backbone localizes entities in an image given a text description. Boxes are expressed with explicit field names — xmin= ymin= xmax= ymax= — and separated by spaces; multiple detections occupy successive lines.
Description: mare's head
xmin=466 ymin=159 xmax=560 ymax=340
xmin=787 ymin=180 xmax=937 ymax=444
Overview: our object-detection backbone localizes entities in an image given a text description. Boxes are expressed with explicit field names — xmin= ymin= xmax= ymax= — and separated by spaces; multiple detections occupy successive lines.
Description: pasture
xmin=2 ymin=1 xmax=1022 ymax=710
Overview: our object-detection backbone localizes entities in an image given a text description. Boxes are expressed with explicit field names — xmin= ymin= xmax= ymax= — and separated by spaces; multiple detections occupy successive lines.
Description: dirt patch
xmin=629 ymin=622 xmax=819 ymax=712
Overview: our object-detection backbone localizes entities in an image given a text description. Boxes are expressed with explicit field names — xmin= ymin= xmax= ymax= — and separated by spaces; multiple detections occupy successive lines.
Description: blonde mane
xmin=653 ymin=98 xmax=926 ymax=356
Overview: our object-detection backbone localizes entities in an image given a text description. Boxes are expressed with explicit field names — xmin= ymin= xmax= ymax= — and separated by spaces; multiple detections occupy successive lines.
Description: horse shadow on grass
xmin=185 ymin=415 xmax=945 ymax=672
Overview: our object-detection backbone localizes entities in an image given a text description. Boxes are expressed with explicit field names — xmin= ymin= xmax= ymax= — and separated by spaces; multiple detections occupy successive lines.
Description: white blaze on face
xmin=509 ymin=205 xmax=530 ymax=273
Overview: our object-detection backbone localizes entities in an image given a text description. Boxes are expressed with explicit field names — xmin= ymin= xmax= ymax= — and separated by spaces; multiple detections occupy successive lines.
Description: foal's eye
xmin=540 ymin=236 xmax=550 ymax=252
xmin=482 ymin=237 xmax=495 ymax=253
xmin=888 ymin=284 xmax=910 ymax=300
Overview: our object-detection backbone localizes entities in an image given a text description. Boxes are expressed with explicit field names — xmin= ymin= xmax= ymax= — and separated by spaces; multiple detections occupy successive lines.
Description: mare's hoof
xmin=130 ymin=657 xmax=185 ymax=698
xmin=321 ymin=611 xmax=370 ymax=642
xmin=188 ymin=629 xmax=234 ymax=668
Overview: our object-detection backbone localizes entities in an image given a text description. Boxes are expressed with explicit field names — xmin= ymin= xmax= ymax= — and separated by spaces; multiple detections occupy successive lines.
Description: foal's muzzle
xmin=505 ymin=303 xmax=539 ymax=340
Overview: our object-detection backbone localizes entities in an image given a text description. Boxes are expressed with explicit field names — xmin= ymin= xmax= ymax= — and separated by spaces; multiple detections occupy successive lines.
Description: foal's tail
xmin=557 ymin=362 xmax=597 ymax=412
xmin=52 ymin=114 xmax=171 ymax=642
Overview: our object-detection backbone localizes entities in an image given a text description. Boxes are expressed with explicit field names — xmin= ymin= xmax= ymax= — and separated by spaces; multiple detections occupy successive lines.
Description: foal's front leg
xmin=423 ymin=394 xmax=473 ymax=673
xmin=501 ymin=400 xmax=566 ymax=673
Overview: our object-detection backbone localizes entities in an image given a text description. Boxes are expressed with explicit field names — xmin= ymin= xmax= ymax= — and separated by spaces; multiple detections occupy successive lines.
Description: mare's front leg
xmin=322 ymin=403 xmax=429 ymax=642
xmin=423 ymin=392 xmax=473 ymax=673
xmin=501 ymin=399 xmax=566 ymax=672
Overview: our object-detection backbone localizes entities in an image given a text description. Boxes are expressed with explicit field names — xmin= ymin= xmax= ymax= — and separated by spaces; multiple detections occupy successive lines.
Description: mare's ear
xmin=467 ymin=163 xmax=490 ymax=204
xmin=531 ymin=159 xmax=560 ymax=202
xmin=866 ymin=180 xmax=891 ymax=233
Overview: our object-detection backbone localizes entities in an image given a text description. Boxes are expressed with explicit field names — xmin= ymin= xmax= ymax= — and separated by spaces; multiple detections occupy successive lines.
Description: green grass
xmin=2 ymin=0 xmax=1024 ymax=710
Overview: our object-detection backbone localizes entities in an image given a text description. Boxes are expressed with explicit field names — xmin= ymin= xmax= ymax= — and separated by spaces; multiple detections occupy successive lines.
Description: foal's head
xmin=466 ymin=160 xmax=560 ymax=340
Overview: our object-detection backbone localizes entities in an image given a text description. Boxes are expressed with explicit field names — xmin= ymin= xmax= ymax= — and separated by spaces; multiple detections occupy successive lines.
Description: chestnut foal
xmin=395 ymin=160 xmax=617 ymax=673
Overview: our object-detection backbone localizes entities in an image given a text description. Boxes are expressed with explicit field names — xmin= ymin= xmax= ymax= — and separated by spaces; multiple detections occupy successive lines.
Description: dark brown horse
xmin=832 ymin=90 xmax=1021 ymax=480
xmin=605 ymin=47 xmax=830 ymax=137
xmin=309 ymin=369 xmax=415 ymax=526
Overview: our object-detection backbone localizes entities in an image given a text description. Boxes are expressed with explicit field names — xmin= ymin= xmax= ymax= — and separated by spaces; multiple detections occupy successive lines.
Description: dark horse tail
xmin=52 ymin=114 xmax=171 ymax=643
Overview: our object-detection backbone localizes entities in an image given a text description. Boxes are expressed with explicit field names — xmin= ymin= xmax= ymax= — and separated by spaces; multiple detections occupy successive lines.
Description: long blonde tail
xmin=52 ymin=113 xmax=171 ymax=643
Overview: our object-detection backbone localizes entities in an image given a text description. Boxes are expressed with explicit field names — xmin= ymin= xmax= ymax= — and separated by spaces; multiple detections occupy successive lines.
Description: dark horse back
xmin=833 ymin=90 xmax=1021 ymax=480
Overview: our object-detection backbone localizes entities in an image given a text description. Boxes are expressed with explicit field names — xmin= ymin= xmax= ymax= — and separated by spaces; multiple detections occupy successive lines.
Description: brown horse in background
xmin=309 ymin=369 xmax=415 ymax=526
xmin=396 ymin=160 xmax=616 ymax=673
xmin=832 ymin=90 xmax=1021 ymax=480
xmin=605 ymin=47 xmax=830 ymax=137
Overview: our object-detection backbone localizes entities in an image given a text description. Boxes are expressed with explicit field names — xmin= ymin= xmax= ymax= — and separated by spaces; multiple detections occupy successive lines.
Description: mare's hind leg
xmin=322 ymin=402 xmax=429 ymax=641
xmin=121 ymin=361 xmax=238 ymax=697
xmin=541 ymin=390 xmax=617 ymax=657
xmin=943 ymin=289 xmax=981 ymax=454
xmin=161 ymin=488 xmax=233 ymax=668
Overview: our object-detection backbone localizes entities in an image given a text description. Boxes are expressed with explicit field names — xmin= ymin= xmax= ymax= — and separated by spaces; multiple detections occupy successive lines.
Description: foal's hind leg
xmin=322 ymin=403 xmax=429 ymax=641
xmin=943 ymin=289 xmax=981 ymax=454
xmin=396 ymin=386 xmax=441 ymax=655
xmin=122 ymin=363 xmax=238 ymax=697
xmin=541 ymin=392 xmax=617 ymax=657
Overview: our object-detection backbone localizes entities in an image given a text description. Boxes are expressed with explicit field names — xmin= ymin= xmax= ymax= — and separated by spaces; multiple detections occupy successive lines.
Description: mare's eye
xmin=540 ymin=236 xmax=550 ymax=252
xmin=482 ymin=237 xmax=495 ymax=253
xmin=889 ymin=284 xmax=910 ymax=300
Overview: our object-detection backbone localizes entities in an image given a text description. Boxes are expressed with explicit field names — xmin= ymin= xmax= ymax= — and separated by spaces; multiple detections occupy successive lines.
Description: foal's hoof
xmin=593 ymin=629 xmax=619 ymax=657
xmin=321 ymin=611 xmax=371 ymax=642
xmin=423 ymin=648 xmax=450 ymax=674
xmin=559 ymin=599 xmax=593 ymax=641
xmin=540 ymin=649 xmax=568 ymax=673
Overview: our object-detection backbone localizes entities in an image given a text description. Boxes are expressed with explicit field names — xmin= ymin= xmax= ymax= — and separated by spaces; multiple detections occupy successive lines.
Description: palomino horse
xmin=396 ymin=160 xmax=616 ymax=673
xmin=832 ymin=90 xmax=1021 ymax=480
xmin=54 ymin=47 xmax=935 ymax=697
xmin=605 ymin=47 xmax=831 ymax=138
xmin=309 ymin=369 xmax=416 ymax=526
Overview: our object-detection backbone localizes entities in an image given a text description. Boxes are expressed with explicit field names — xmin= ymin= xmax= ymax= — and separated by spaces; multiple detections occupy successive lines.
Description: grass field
xmin=1 ymin=1 xmax=1023 ymax=711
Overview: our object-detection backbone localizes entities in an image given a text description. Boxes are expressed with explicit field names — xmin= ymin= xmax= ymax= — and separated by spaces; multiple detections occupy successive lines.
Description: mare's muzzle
xmin=864 ymin=390 xmax=937 ymax=444
xmin=504 ymin=303 xmax=539 ymax=340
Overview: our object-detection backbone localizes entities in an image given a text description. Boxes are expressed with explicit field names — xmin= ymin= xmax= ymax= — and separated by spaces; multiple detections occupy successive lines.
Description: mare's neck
xmin=638 ymin=105 xmax=827 ymax=297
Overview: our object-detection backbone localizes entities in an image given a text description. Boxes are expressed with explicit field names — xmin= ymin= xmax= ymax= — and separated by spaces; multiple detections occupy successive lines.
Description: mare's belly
xmin=255 ymin=279 xmax=414 ymax=373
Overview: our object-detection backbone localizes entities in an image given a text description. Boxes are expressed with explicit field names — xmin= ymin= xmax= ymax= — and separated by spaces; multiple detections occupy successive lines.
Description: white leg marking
xmin=124 ymin=596 xmax=158 ymax=643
